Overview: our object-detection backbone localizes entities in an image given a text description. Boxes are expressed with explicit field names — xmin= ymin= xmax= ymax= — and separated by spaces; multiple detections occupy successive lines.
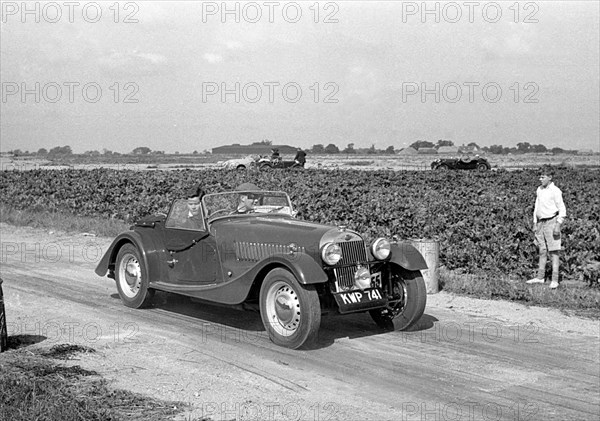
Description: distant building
xmin=397 ymin=147 xmax=418 ymax=155
xmin=437 ymin=146 xmax=459 ymax=154
xmin=417 ymin=147 xmax=438 ymax=154
xmin=458 ymin=145 xmax=479 ymax=154
xmin=212 ymin=144 xmax=298 ymax=155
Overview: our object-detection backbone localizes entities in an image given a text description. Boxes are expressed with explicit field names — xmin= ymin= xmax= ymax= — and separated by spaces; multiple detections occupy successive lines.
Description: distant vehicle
xmin=219 ymin=155 xmax=260 ymax=171
xmin=258 ymin=156 xmax=304 ymax=170
xmin=431 ymin=155 xmax=491 ymax=171
xmin=0 ymin=278 xmax=7 ymax=352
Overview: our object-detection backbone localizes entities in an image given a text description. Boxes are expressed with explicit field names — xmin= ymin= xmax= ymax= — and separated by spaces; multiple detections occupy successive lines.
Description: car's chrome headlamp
xmin=371 ymin=238 xmax=391 ymax=260
xmin=321 ymin=242 xmax=342 ymax=265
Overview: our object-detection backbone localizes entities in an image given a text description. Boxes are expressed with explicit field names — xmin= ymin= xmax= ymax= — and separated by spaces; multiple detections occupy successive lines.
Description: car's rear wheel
xmin=477 ymin=163 xmax=489 ymax=171
xmin=436 ymin=164 xmax=449 ymax=170
xmin=369 ymin=269 xmax=426 ymax=331
xmin=115 ymin=244 xmax=154 ymax=308
xmin=260 ymin=163 xmax=272 ymax=171
xmin=260 ymin=268 xmax=321 ymax=349
xmin=0 ymin=282 xmax=7 ymax=352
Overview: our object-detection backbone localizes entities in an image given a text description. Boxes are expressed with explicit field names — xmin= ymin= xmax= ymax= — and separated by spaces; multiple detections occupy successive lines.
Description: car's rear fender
xmin=388 ymin=243 xmax=428 ymax=271
xmin=95 ymin=231 xmax=163 ymax=282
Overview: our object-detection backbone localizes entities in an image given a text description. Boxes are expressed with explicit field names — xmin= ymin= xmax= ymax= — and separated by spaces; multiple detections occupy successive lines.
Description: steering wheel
xmin=208 ymin=209 xmax=233 ymax=219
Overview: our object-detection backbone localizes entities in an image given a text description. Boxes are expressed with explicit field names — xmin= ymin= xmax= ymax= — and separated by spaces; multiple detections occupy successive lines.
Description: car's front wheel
xmin=236 ymin=165 xmax=246 ymax=171
xmin=477 ymin=163 xmax=489 ymax=171
xmin=115 ymin=244 xmax=154 ymax=308
xmin=370 ymin=269 xmax=426 ymax=331
xmin=435 ymin=164 xmax=449 ymax=170
xmin=259 ymin=268 xmax=321 ymax=349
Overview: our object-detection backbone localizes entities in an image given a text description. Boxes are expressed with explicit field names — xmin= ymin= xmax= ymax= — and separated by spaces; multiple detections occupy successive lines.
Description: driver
xmin=235 ymin=182 xmax=260 ymax=213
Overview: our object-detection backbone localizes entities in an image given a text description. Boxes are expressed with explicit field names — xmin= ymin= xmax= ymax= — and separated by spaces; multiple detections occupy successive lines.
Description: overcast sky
xmin=1 ymin=1 xmax=598 ymax=153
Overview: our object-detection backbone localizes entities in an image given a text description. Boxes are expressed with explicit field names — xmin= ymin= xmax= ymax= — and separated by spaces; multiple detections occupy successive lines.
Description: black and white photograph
xmin=1 ymin=1 xmax=599 ymax=420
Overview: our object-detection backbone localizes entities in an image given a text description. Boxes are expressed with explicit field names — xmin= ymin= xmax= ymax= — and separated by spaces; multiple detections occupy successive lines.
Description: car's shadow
xmin=111 ymin=292 xmax=439 ymax=350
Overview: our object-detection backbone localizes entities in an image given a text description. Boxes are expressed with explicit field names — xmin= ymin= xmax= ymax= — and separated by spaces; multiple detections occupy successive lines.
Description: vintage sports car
xmin=218 ymin=155 xmax=260 ymax=171
xmin=96 ymin=188 xmax=427 ymax=349
xmin=0 ymin=278 xmax=7 ymax=352
xmin=431 ymin=155 xmax=491 ymax=171
xmin=257 ymin=156 xmax=304 ymax=170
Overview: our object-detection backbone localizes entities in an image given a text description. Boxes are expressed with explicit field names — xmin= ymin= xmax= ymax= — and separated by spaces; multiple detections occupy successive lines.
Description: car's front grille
xmin=333 ymin=240 xmax=368 ymax=291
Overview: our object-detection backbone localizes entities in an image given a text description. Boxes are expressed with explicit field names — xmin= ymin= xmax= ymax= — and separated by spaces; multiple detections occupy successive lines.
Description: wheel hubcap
xmin=118 ymin=253 xmax=141 ymax=298
xmin=266 ymin=281 xmax=300 ymax=336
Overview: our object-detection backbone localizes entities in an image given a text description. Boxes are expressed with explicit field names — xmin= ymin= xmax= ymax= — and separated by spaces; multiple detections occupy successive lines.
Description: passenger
xmin=182 ymin=185 xmax=205 ymax=229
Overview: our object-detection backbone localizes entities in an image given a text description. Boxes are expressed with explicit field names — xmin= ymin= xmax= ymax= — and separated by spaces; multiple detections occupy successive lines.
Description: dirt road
xmin=1 ymin=224 xmax=598 ymax=421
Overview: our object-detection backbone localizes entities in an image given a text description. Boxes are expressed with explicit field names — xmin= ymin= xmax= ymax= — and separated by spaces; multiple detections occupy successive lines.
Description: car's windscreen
xmin=203 ymin=191 xmax=293 ymax=219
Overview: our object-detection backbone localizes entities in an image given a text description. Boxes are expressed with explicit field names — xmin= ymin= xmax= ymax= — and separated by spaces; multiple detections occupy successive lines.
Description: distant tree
xmin=253 ymin=139 xmax=272 ymax=145
xmin=531 ymin=144 xmax=547 ymax=153
xmin=102 ymin=149 xmax=113 ymax=155
xmin=410 ymin=140 xmax=435 ymax=150
xmin=436 ymin=139 xmax=454 ymax=148
xmin=132 ymin=146 xmax=151 ymax=155
xmin=516 ymin=142 xmax=531 ymax=153
xmin=48 ymin=145 xmax=72 ymax=156
xmin=324 ymin=143 xmax=340 ymax=154
xmin=311 ymin=144 xmax=325 ymax=154
xmin=84 ymin=150 xmax=100 ymax=156
xmin=343 ymin=143 xmax=356 ymax=154
xmin=37 ymin=148 xmax=48 ymax=155
xmin=366 ymin=144 xmax=377 ymax=155
xmin=488 ymin=145 xmax=503 ymax=154
xmin=467 ymin=142 xmax=480 ymax=149
xmin=193 ymin=150 xmax=198 ymax=155
xmin=385 ymin=145 xmax=395 ymax=154
xmin=551 ymin=147 xmax=565 ymax=154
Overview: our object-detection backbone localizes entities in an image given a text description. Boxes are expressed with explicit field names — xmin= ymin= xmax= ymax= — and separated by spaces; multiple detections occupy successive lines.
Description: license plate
xmin=338 ymin=288 xmax=383 ymax=305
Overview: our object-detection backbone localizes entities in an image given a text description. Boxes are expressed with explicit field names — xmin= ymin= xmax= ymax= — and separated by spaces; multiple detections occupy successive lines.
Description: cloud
xmin=98 ymin=50 xmax=168 ymax=76
xmin=203 ymin=53 xmax=224 ymax=63
xmin=225 ymin=41 xmax=243 ymax=50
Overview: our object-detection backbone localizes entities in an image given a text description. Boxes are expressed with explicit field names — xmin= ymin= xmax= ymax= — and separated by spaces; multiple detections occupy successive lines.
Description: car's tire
xmin=436 ymin=164 xmax=449 ymax=170
xmin=115 ymin=244 xmax=154 ymax=309
xmin=259 ymin=268 xmax=321 ymax=349
xmin=260 ymin=163 xmax=272 ymax=171
xmin=236 ymin=165 xmax=246 ymax=171
xmin=369 ymin=269 xmax=426 ymax=331
xmin=0 ymin=283 xmax=7 ymax=352
xmin=477 ymin=163 xmax=489 ymax=171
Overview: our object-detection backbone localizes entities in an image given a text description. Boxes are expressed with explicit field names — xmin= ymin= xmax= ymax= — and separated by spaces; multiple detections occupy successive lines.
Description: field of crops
xmin=1 ymin=168 xmax=598 ymax=286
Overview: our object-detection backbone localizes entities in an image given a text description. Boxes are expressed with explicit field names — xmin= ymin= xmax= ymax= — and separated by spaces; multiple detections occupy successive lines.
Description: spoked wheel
xmin=436 ymin=164 xmax=449 ymax=170
xmin=477 ymin=163 xmax=489 ymax=171
xmin=260 ymin=268 xmax=321 ymax=349
xmin=115 ymin=244 xmax=154 ymax=308
xmin=369 ymin=269 xmax=426 ymax=331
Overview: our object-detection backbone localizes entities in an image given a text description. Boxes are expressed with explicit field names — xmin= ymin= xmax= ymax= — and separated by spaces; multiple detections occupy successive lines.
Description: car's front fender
xmin=95 ymin=231 xmax=161 ymax=281
xmin=248 ymin=253 xmax=328 ymax=285
xmin=388 ymin=243 xmax=428 ymax=270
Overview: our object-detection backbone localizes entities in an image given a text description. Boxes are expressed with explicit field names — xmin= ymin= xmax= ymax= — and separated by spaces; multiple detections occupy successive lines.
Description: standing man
xmin=526 ymin=168 xmax=567 ymax=289
xmin=293 ymin=148 xmax=307 ymax=167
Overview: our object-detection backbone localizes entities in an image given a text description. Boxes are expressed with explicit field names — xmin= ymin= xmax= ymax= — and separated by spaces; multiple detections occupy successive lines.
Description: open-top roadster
xmin=431 ymin=155 xmax=491 ymax=171
xmin=96 ymin=187 xmax=427 ymax=349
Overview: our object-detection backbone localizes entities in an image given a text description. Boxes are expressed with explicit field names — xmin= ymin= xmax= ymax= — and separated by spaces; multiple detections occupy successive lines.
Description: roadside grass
xmin=0 ymin=343 xmax=187 ymax=421
xmin=439 ymin=267 xmax=600 ymax=318
xmin=0 ymin=205 xmax=129 ymax=238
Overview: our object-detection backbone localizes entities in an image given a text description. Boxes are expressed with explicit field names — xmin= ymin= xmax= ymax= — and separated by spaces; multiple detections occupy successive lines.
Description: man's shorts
xmin=535 ymin=218 xmax=561 ymax=252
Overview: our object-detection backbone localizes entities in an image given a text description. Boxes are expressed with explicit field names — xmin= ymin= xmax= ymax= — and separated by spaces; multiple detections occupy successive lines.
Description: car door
xmin=163 ymin=199 xmax=219 ymax=285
